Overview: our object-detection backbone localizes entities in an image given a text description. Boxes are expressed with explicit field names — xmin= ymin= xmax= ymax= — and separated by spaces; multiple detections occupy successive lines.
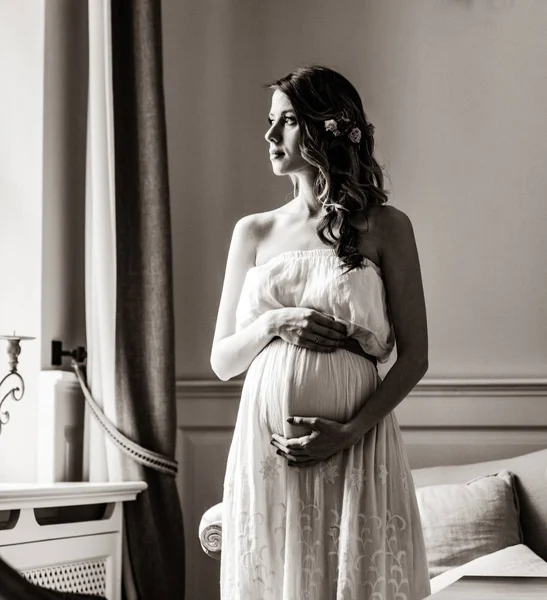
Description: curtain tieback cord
xmin=71 ymin=360 xmax=178 ymax=476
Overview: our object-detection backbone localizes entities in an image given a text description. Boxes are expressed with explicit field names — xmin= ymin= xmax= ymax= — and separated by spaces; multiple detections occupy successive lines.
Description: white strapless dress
xmin=220 ymin=248 xmax=431 ymax=600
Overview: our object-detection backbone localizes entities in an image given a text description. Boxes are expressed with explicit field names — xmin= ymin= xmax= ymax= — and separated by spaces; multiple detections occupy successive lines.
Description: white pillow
xmin=416 ymin=470 xmax=522 ymax=577
xmin=430 ymin=544 xmax=547 ymax=595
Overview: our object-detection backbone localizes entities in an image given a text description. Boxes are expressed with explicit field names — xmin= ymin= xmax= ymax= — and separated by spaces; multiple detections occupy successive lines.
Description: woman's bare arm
xmin=210 ymin=215 xmax=278 ymax=381
xmin=346 ymin=206 xmax=429 ymax=439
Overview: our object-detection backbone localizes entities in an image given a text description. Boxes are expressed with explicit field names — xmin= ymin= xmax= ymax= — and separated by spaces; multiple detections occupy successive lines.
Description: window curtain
xmin=0 ymin=2 xmax=185 ymax=598
xmin=86 ymin=0 xmax=186 ymax=599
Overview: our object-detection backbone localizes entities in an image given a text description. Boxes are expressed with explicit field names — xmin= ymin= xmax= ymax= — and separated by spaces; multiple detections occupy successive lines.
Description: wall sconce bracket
xmin=51 ymin=341 xmax=87 ymax=367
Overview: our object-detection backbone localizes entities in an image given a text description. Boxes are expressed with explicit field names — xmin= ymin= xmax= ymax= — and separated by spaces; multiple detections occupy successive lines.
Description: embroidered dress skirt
xmin=220 ymin=249 xmax=431 ymax=600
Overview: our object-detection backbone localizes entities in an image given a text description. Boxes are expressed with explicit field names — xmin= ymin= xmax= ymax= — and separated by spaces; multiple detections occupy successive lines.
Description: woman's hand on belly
xmin=272 ymin=307 xmax=348 ymax=352
xmin=270 ymin=415 xmax=361 ymax=468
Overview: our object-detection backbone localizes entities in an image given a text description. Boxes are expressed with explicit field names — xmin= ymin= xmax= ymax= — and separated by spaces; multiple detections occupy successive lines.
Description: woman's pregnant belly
xmin=245 ymin=338 xmax=378 ymax=439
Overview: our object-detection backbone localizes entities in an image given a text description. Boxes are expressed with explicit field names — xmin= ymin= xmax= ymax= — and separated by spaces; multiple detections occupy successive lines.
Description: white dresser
xmin=0 ymin=482 xmax=147 ymax=600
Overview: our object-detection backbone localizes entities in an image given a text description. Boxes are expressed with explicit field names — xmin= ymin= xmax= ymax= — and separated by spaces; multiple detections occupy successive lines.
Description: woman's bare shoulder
xmin=351 ymin=204 xmax=413 ymax=243
xmin=369 ymin=204 xmax=411 ymax=227
xmin=232 ymin=210 xmax=279 ymax=261
xmin=236 ymin=209 xmax=279 ymax=233
xmin=366 ymin=204 xmax=414 ymax=244
xmin=373 ymin=206 xmax=420 ymax=276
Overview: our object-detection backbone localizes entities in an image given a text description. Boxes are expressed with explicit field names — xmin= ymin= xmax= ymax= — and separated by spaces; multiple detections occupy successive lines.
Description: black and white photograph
xmin=1 ymin=1 xmax=546 ymax=599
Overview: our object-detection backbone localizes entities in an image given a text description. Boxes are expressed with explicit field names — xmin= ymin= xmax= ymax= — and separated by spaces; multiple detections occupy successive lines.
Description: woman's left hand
xmin=270 ymin=416 xmax=360 ymax=468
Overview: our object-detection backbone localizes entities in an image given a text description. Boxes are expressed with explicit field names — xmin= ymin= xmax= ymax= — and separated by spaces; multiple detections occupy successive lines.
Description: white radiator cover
xmin=22 ymin=558 xmax=108 ymax=596
xmin=0 ymin=481 xmax=146 ymax=600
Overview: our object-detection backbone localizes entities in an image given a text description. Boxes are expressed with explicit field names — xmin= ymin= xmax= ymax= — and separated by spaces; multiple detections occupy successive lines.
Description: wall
xmin=164 ymin=0 xmax=547 ymax=381
xmin=0 ymin=0 xmax=45 ymax=481
xmin=41 ymin=0 xmax=87 ymax=372
xmin=0 ymin=0 xmax=87 ymax=482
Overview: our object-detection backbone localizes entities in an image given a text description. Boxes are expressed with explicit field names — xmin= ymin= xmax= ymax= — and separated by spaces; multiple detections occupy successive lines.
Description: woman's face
xmin=265 ymin=90 xmax=314 ymax=177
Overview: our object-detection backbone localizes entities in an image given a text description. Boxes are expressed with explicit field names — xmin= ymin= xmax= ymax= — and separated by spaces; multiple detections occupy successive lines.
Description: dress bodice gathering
xmin=235 ymin=248 xmax=394 ymax=363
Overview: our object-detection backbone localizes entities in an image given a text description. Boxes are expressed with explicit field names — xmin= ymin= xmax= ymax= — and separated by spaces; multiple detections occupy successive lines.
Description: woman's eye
xmin=267 ymin=116 xmax=296 ymax=125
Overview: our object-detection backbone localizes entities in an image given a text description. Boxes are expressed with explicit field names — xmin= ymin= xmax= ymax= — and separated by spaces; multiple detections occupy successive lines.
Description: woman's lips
xmin=269 ymin=152 xmax=285 ymax=160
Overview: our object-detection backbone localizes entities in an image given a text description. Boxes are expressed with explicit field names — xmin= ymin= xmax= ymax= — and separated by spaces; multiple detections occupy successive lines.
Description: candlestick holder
xmin=0 ymin=332 xmax=35 ymax=435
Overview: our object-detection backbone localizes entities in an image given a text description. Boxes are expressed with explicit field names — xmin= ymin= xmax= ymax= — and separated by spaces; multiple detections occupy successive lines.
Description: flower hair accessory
xmin=324 ymin=112 xmax=360 ymax=144
xmin=364 ymin=123 xmax=375 ymax=137
xmin=324 ymin=113 xmax=374 ymax=146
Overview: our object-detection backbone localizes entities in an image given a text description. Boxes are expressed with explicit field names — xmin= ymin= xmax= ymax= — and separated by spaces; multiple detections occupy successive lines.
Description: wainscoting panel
xmin=176 ymin=427 xmax=230 ymax=600
xmin=397 ymin=378 xmax=547 ymax=467
xmin=176 ymin=378 xmax=547 ymax=600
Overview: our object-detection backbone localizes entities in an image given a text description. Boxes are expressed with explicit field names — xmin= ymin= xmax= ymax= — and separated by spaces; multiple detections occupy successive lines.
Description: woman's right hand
xmin=271 ymin=307 xmax=348 ymax=352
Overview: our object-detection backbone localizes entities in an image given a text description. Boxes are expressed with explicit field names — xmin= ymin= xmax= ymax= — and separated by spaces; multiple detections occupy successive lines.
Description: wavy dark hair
xmin=266 ymin=65 xmax=389 ymax=274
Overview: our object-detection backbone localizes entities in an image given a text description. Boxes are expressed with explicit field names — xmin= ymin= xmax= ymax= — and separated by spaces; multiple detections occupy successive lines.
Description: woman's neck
xmin=292 ymin=174 xmax=324 ymax=220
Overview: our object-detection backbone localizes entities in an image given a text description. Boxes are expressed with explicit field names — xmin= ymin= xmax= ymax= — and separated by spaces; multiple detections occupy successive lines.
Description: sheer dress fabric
xmin=220 ymin=249 xmax=431 ymax=600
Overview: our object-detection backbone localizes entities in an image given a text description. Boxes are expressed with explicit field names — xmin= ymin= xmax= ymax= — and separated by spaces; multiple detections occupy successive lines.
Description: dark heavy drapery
xmin=110 ymin=1 xmax=186 ymax=600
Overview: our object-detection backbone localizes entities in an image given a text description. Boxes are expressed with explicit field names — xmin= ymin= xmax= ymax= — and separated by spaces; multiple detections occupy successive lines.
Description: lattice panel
xmin=21 ymin=559 xmax=107 ymax=595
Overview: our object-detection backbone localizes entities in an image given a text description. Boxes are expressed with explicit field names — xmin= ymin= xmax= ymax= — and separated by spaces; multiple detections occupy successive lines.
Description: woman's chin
xmin=270 ymin=163 xmax=284 ymax=176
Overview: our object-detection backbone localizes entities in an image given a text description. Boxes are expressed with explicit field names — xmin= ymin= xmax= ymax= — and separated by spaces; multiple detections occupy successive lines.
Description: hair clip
xmin=324 ymin=113 xmax=365 ymax=145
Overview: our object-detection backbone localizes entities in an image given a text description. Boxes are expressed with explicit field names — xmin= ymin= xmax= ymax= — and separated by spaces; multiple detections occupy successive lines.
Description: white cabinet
xmin=0 ymin=482 xmax=147 ymax=600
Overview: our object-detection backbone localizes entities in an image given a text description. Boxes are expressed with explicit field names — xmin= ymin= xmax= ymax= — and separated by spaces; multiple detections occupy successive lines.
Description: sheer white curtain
xmin=83 ymin=0 xmax=122 ymax=484
xmin=84 ymin=4 xmax=143 ymax=598
xmin=84 ymin=2 xmax=186 ymax=597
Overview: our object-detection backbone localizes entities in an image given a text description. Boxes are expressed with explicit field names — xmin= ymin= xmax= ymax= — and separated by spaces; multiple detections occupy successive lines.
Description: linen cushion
xmin=412 ymin=448 xmax=547 ymax=561
xmin=416 ymin=470 xmax=522 ymax=577
xmin=430 ymin=543 xmax=547 ymax=595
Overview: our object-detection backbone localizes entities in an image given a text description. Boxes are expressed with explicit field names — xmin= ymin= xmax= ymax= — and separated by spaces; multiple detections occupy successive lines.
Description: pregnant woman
xmin=210 ymin=65 xmax=431 ymax=600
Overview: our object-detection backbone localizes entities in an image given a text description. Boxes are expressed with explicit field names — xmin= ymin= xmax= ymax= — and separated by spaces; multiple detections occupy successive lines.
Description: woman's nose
xmin=264 ymin=121 xmax=281 ymax=144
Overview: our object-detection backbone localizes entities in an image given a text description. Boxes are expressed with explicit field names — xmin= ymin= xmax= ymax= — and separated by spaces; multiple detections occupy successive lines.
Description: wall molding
xmin=176 ymin=377 xmax=547 ymax=394
xmin=176 ymin=378 xmax=547 ymax=429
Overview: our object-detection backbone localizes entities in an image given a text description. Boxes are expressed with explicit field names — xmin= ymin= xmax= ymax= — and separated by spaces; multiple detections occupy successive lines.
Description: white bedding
xmin=430 ymin=544 xmax=547 ymax=595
